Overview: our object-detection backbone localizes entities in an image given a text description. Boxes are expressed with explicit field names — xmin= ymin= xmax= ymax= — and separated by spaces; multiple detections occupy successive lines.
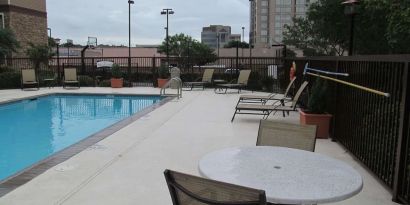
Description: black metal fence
xmin=283 ymin=55 xmax=410 ymax=204
xmin=0 ymin=57 xmax=283 ymax=91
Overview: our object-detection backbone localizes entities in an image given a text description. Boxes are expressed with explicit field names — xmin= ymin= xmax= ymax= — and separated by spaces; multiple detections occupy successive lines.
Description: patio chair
xmin=257 ymin=120 xmax=317 ymax=152
xmin=63 ymin=68 xmax=80 ymax=89
xmin=184 ymin=69 xmax=214 ymax=90
xmin=164 ymin=169 xmax=267 ymax=205
xmin=238 ymin=77 xmax=297 ymax=104
xmin=215 ymin=70 xmax=251 ymax=94
xmin=21 ymin=69 xmax=39 ymax=90
xmin=231 ymin=81 xmax=308 ymax=122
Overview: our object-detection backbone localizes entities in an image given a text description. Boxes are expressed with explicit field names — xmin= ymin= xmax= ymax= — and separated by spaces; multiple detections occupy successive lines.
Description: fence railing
xmin=283 ymin=55 xmax=410 ymax=204
xmin=0 ymin=57 xmax=283 ymax=91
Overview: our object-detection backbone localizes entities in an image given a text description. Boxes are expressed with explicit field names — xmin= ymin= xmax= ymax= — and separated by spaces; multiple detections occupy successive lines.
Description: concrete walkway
xmin=0 ymin=88 xmax=399 ymax=205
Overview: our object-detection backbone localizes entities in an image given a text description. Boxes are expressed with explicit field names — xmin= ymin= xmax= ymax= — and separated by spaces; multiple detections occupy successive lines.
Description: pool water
xmin=0 ymin=94 xmax=163 ymax=181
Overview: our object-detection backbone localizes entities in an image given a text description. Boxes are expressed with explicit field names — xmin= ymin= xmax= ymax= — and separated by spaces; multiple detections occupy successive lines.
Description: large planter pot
xmin=300 ymin=110 xmax=332 ymax=139
xmin=157 ymin=78 xmax=168 ymax=88
xmin=110 ymin=78 xmax=123 ymax=88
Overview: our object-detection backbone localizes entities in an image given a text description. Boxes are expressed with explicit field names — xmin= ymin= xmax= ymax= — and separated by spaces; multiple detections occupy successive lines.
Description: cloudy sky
xmin=47 ymin=0 xmax=250 ymax=46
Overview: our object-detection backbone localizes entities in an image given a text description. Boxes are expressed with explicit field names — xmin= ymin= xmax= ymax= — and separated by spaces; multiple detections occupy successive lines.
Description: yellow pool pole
xmin=305 ymin=72 xmax=391 ymax=98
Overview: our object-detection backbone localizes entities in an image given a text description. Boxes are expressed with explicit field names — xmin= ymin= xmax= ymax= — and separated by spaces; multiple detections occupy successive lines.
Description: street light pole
xmin=242 ymin=26 xmax=245 ymax=58
xmin=161 ymin=9 xmax=174 ymax=67
xmin=342 ymin=0 xmax=360 ymax=56
xmin=128 ymin=0 xmax=134 ymax=87
xmin=54 ymin=38 xmax=61 ymax=84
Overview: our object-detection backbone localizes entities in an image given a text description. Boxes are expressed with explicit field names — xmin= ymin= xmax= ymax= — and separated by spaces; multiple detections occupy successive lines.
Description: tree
xmin=26 ymin=43 xmax=54 ymax=71
xmin=283 ymin=0 xmax=410 ymax=56
xmin=0 ymin=28 xmax=20 ymax=57
xmin=158 ymin=34 xmax=217 ymax=66
xmin=223 ymin=40 xmax=249 ymax=48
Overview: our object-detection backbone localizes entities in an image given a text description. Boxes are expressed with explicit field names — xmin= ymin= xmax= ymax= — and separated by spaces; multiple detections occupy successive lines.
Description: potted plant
xmin=157 ymin=65 xmax=169 ymax=88
xmin=110 ymin=64 xmax=123 ymax=88
xmin=300 ymin=78 xmax=332 ymax=139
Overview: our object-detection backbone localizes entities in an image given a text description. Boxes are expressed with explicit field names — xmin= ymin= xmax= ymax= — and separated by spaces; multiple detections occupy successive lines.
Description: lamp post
xmin=342 ymin=0 xmax=360 ymax=56
xmin=161 ymin=8 xmax=174 ymax=67
xmin=54 ymin=38 xmax=61 ymax=84
xmin=216 ymin=32 xmax=220 ymax=59
xmin=242 ymin=27 xmax=245 ymax=58
xmin=249 ymin=0 xmax=254 ymax=69
xmin=128 ymin=0 xmax=134 ymax=87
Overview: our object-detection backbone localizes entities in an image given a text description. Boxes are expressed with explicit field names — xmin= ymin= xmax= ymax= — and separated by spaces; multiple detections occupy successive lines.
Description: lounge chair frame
xmin=215 ymin=70 xmax=251 ymax=94
xmin=63 ymin=68 xmax=80 ymax=89
xmin=164 ymin=169 xmax=267 ymax=205
xmin=231 ymin=81 xmax=309 ymax=122
xmin=256 ymin=120 xmax=317 ymax=152
xmin=21 ymin=69 xmax=39 ymax=90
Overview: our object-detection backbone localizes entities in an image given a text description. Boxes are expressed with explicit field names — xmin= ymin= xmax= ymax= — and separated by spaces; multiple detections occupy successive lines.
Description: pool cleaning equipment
xmin=303 ymin=63 xmax=390 ymax=98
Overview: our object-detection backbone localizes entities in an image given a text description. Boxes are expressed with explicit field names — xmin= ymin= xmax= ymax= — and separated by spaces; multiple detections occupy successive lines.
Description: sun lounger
xmin=238 ymin=77 xmax=297 ymax=104
xmin=184 ymin=69 xmax=214 ymax=90
xmin=231 ymin=81 xmax=308 ymax=122
xmin=63 ymin=68 xmax=80 ymax=89
xmin=21 ymin=69 xmax=39 ymax=90
xmin=215 ymin=70 xmax=251 ymax=94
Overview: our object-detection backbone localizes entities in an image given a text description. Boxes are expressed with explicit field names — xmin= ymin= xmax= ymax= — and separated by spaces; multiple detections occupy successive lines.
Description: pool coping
xmin=0 ymin=93 xmax=173 ymax=197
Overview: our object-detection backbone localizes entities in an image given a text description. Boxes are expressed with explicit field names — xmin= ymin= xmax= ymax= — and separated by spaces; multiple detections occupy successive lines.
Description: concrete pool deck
xmin=0 ymin=87 xmax=399 ymax=205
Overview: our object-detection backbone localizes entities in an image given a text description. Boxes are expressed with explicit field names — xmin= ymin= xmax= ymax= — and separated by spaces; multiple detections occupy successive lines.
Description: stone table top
xmin=198 ymin=146 xmax=363 ymax=204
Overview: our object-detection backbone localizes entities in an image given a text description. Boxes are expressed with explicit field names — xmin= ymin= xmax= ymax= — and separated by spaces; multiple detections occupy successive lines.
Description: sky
xmin=47 ymin=0 xmax=251 ymax=46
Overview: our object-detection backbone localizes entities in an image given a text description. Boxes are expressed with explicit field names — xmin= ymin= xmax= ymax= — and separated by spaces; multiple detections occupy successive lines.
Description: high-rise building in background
xmin=250 ymin=0 xmax=315 ymax=48
xmin=201 ymin=25 xmax=241 ymax=49
xmin=0 ymin=0 xmax=48 ymax=57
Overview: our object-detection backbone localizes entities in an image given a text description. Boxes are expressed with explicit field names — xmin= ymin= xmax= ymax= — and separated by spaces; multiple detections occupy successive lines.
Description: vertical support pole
xmin=56 ymin=44 xmax=61 ymax=85
xmin=393 ymin=62 xmax=410 ymax=202
xmin=92 ymin=58 xmax=96 ymax=87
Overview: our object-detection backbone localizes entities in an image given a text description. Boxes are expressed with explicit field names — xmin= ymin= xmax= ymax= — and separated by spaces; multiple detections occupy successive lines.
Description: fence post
xmin=92 ymin=58 xmax=96 ymax=87
xmin=393 ymin=62 xmax=410 ymax=203
xmin=152 ymin=56 xmax=156 ymax=87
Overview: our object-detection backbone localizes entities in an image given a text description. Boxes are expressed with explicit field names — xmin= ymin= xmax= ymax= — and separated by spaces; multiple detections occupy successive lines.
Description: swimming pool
xmin=0 ymin=94 xmax=164 ymax=181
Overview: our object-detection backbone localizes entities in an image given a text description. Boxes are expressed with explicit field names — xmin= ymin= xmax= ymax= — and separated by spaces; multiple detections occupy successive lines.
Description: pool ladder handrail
xmin=160 ymin=77 xmax=183 ymax=99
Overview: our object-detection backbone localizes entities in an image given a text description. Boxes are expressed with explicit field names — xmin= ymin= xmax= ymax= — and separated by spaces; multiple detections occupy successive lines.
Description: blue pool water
xmin=0 ymin=94 xmax=163 ymax=181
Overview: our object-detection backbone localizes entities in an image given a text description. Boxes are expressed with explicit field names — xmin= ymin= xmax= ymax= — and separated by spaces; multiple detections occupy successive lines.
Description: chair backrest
xmin=64 ymin=68 xmax=77 ymax=81
xmin=164 ymin=170 xmax=267 ymax=205
xmin=290 ymin=81 xmax=308 ymax=109
xmin=237 ymin=70 xmax=251 ymax=85
xmin=283 ymin=77 xmax=297 ymax=97
xmin=202 ymin=69 xmax=214 ymax=83
xmin=21 ymin=69 xmax=36 ymax=82
xmin=256 ymin=120 xmax=317 ymax=152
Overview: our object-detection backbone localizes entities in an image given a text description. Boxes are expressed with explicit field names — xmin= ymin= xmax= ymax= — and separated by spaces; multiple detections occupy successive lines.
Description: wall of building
xmin=9 ymin=0 xmax=46 ymax=12
xmin=8 ymin=10 xmax=48 ymax=57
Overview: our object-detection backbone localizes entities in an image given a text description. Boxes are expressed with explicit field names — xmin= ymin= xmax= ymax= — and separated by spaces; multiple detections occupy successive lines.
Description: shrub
xmin=98 ymin=80 xmax=111 ymax=87
xmin=79 ymin=75 xmax=94 ymax=87
xmin=307 ymin=78 xmax=329 ymax=114
xmin=0 ymin=72 xmax=21 ymax=89
xmin=111 ymin=64 xmax=123 ymax=78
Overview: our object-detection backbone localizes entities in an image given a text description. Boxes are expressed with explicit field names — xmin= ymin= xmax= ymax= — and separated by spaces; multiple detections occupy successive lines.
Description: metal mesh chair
xmin=256 ymin=120 xmax=317 ymax=152
xmin=21 ymin=69 xmax=39 ymax=90
xmin=164 ymin=169 xmax=267 ymax=205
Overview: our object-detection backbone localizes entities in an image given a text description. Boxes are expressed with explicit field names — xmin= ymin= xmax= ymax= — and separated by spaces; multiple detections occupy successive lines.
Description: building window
xmin=261 ymin=0 xmax=268 ymax=7
xmin=261 ymin=30 xmax=268 ymax=35
xmin=261 ymin=8 xmax=268 ymax=14
xmin=261 ymin=15 xmax=268 ymax=21
xmin=261 ymin=23 xmax=268 ymax=29
xmin=0 ymin=13 xmax=4 ymax=29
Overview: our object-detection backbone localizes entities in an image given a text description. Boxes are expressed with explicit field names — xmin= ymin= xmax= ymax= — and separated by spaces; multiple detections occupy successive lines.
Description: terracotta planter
xmin=157 ymin=78 xmax=168 ymax=88
xmin=110 ymin=78 xmax=123 ymax=88
xmin=300 ymin=110 xmax=332 ymax=139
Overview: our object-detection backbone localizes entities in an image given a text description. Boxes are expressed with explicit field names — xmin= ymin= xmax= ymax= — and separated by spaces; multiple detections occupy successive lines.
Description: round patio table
xmin=198 ymin=146 xmax=363 ymax=205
